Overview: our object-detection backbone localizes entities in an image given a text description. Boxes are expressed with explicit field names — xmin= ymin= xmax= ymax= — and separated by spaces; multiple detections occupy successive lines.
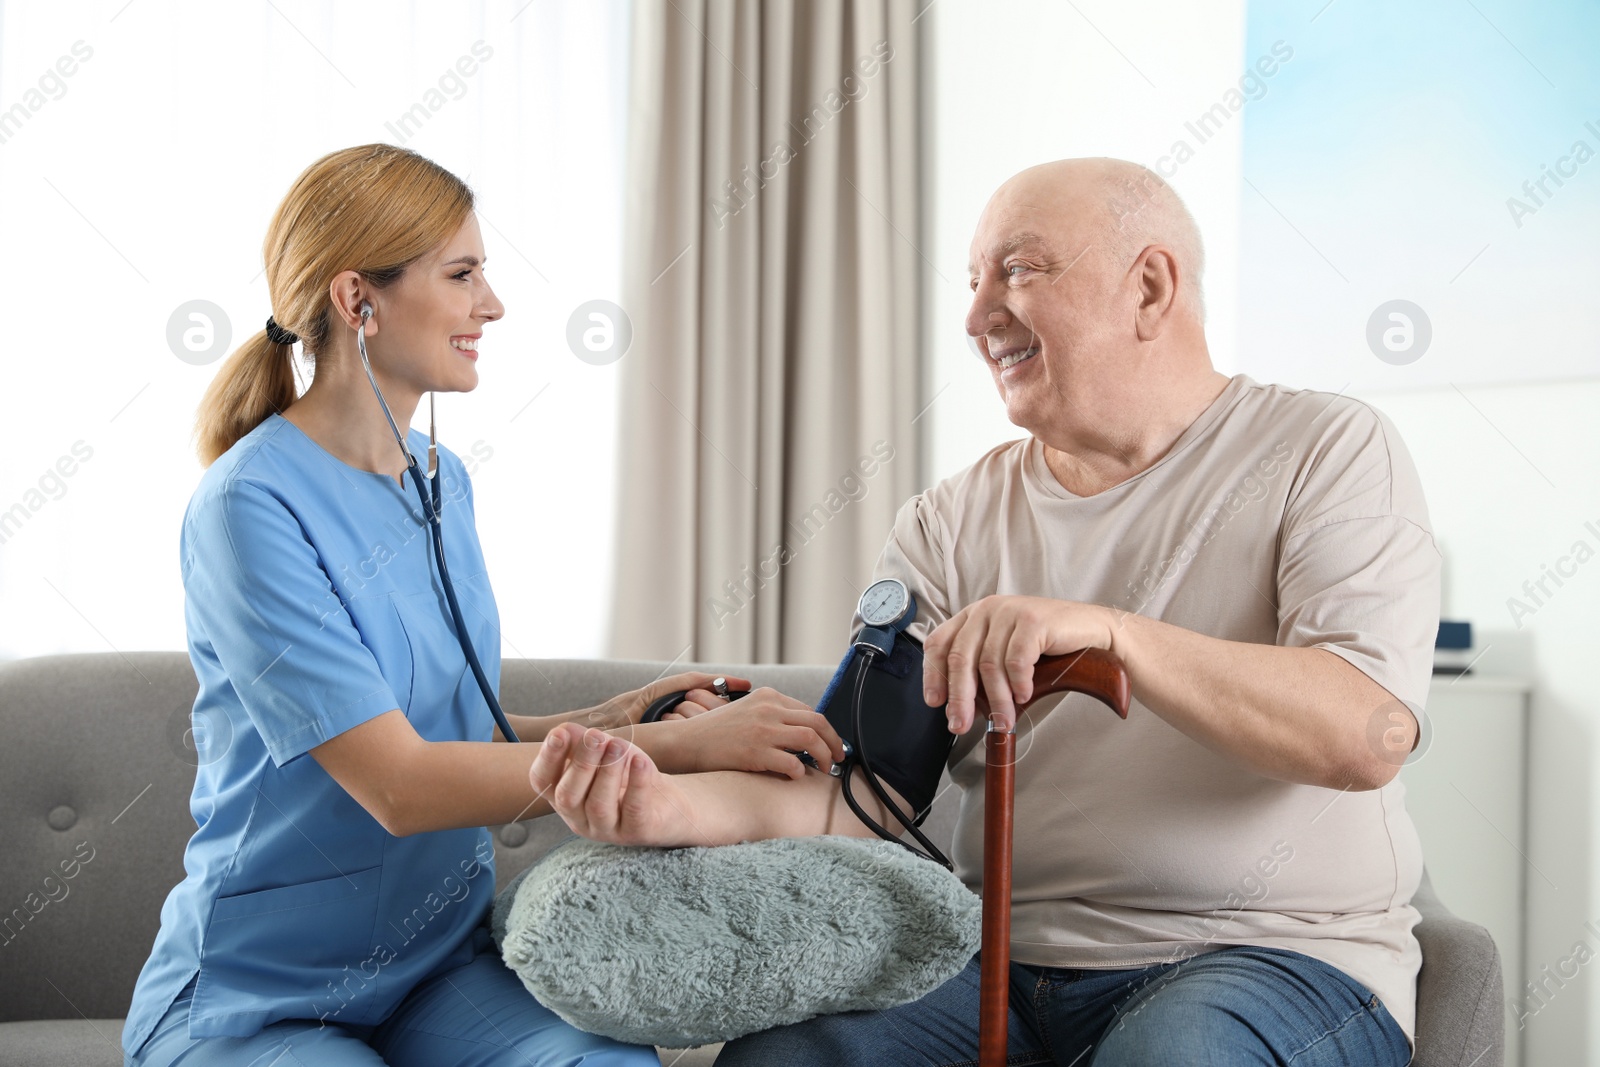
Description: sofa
xmin=0 ymin=652 xmax=1504 ymax=1066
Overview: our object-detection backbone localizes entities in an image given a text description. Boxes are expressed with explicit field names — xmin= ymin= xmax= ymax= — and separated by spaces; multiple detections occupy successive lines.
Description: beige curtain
xmin=608 ymin=0 xmax=923 ymax=665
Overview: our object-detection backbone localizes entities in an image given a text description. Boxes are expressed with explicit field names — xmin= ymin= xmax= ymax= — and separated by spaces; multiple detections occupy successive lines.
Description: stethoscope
xmin=353 ymin=302 xmax=520 ymax=744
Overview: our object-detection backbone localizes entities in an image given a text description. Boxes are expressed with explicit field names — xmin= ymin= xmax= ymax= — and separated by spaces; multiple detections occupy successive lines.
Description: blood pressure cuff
xmin=815 ymin=633 xmax=954 ymax=826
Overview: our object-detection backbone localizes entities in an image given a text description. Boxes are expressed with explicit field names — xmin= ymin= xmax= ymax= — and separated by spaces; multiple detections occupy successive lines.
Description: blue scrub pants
xmin=715 ymin=945 xmax=1411 ymax=1066
xmin=128 ymin=923 xmax=660 ymax=1067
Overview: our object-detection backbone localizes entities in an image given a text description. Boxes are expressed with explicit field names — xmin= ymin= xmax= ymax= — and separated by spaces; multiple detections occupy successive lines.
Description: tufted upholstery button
xmin=498 ymin=823 xmax=528 ymax=848
xmin=47 ymin=805 xmax=77 ymax=831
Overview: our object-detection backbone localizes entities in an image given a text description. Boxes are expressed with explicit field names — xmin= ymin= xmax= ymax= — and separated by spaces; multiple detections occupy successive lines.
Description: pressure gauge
xmin=859 ymin=578 xmax=913 ymax=629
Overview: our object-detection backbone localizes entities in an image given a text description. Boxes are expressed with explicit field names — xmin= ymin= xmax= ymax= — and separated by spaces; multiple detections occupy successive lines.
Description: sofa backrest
xmin=1 ymin=653 xmax=198 ymax=1024
xmin=0 ymin=652 xmax=959 ymax=1022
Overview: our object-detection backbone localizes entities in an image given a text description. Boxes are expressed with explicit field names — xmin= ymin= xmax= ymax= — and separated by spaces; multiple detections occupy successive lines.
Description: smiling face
xmin=965 ymin=168 xmax=1136 ymax=436
xmin=370 ymin=213 xmax=503 ymax=397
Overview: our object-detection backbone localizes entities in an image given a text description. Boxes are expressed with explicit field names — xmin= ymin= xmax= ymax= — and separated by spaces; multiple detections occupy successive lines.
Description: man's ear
xmin=1133 ymin=247 xmax=1180 ymax=342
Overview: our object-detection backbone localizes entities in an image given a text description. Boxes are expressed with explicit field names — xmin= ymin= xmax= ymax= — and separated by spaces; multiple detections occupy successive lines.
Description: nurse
xmin=122 ymin=143 xmax=847 ymax=1066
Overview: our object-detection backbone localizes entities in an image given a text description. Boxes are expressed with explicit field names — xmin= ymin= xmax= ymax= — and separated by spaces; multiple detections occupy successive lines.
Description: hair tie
xmin=265 ymin=316 xmax=300 ymax=346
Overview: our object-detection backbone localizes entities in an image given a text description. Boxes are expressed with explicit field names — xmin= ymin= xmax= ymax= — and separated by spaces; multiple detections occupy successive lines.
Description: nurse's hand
xmin=671 ymin=689 xmax=848 ymax=779
xmin=595 ymin=672 xmax=754 ymax=727
xmin=529 ymin=724 xmax=693 ymax=847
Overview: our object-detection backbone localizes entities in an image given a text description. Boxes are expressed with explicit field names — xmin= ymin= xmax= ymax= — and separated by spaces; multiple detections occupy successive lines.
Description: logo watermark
xmin=168 ymin=299 xmax=233 ymax=365
xmin=1365 ymin=698 xmax=1430 ymax=769
xmin=566 ymin=299 xmax=632 ymax=365
xmin=1366 ymin=299 xmax=1431 ymax=366
xmin=168 ymin=702 xmax=236 ymax=767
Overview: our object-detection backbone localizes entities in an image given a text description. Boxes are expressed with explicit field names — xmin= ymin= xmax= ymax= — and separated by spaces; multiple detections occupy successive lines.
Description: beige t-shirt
xmin=868 ymin=374 xmax=1440 ymax=1040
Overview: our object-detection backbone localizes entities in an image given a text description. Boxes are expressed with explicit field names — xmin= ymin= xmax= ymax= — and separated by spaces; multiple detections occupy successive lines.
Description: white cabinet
xmin=1400 ymin=675 xmax=1531 ymax=1067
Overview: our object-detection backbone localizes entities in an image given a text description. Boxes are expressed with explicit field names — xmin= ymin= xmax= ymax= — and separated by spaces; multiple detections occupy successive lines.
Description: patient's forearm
xmin=507 ymin=713 xmax=694 ymax=773
xmin=525 ymin=722 xmax=924 ymax=850
xmin=662 ymin=766 xmax=910 ymax=848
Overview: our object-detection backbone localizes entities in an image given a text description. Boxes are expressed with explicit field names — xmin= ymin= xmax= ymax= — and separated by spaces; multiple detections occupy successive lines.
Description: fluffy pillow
xmin=490 ymin=835 xmax=982 ymax=1048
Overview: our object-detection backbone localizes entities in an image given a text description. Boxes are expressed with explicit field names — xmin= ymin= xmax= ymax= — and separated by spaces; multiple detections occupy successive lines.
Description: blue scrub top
xmin=122 ymin=414 xmax=503 ymax=1058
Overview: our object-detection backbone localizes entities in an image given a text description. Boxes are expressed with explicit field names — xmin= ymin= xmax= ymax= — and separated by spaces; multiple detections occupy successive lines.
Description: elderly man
xmin=531 ymin=158 xmax=1439 ymax=1066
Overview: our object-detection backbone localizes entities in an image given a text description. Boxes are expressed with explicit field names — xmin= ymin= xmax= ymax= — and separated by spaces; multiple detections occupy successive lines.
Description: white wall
xmin=924 ymin=2 xmax=1598 ymax=1063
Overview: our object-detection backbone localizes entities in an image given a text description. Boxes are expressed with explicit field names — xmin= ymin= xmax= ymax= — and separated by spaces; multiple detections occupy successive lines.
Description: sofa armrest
xmin=1409 ymin=868 xmax=1505 ymax=1067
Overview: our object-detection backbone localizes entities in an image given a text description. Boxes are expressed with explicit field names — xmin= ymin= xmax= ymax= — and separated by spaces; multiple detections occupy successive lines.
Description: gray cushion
xmin=491 ymin=836 xmax=982 ymax=1048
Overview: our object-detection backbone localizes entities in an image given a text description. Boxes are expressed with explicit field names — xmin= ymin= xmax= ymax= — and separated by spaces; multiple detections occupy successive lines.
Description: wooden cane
xmin=978 ymin=648 xmax=1131 ymax=1067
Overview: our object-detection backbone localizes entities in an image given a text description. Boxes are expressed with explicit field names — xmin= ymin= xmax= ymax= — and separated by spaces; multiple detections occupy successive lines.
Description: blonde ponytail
xmin=192 ymin=143 xmax=474 ymax=466
xmin=195 ymin=331 xmax=299 ymax=466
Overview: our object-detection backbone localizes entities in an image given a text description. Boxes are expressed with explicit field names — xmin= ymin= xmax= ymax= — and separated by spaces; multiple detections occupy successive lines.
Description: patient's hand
xmin=530 ymin=723 xmax=695 ymax=847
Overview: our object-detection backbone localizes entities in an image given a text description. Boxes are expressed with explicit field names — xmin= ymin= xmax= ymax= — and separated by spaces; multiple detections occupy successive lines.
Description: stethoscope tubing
xmin=357 ymin=309 xmax=521 ymax=744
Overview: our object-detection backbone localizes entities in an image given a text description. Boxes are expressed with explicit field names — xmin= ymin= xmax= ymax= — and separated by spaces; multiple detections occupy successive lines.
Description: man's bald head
xmin=982 ymin=158 xmax=1207 ymax=322
xmin=965 ymin=157 xmax=1219 ymax=451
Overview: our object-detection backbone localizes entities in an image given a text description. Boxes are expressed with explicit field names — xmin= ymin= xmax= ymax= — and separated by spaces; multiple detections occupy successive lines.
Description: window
xmin=0 ymin=0 xmax=631 ymax=661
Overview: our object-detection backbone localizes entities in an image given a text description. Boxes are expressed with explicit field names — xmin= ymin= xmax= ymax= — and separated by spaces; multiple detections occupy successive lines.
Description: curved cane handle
xmin=1017 ymin=647 xmax=1131 ymax=719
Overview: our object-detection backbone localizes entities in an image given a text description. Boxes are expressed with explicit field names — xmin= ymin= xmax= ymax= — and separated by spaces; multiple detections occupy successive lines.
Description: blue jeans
xmin=715 ymin=946 xmax=1410 ymax=1066
xmin=127 ymin=922 xmax=659 ymax=1067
